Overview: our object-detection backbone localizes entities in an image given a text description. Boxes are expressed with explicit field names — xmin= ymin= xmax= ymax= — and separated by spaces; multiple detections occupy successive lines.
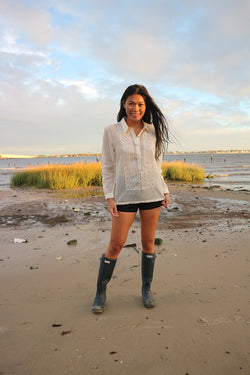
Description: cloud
xmin=59 ymin=79 xmax=99 ymax=99
xmin=0 ymin=0 xmax=249 ymax=154
xmin=0 ymin=0 xmax=54 ymax=45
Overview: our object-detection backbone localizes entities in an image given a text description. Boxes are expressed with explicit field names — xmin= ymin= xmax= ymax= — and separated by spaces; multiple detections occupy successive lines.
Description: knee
xmin=106 ymin=241 xmax=124 ymax=259
xmin=141 ymin=238 xmax=154 ymax=253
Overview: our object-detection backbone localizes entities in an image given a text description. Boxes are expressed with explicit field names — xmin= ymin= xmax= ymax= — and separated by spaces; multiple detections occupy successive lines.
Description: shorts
xmin=116 ymin=200 xmax=162 ymax=213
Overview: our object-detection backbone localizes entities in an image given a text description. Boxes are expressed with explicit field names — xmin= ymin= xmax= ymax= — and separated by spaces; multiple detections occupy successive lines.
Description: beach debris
xmin=155 ymin=238 xmax=163 ymax=245
xmin=160 ymin=355 xmax=168 ymax=360
xmin=67 ymin=239 xmax=77 ymax=246
xmin=124 ymin=243 xmax=139 ymax=253
xmin=52 ymin=324 xmax=62 ymax=327
xmin=33 ymin=247 xmax=41 ymax=251
xmin=84 ymin=211 xmax=91 ymax=216
xmin=167 ymin=206 xmax=182 ymax=212
xmin=90 ymin=364 xmax=99 ymax=369
xmin=14 ymin=238 xmax=28 ymax=243
xmin=198 ymin=317 xmax=209 ymax=325
xmin=122 ymin=278 xmax=132 ymax=283
xmin=206 ymin=173 xmax=215 ymax=179
xmin=29 ymin=266 xmax=39 ymax=270
xmin=74 ymin=208 xmax=80 ymax=212
xmin=61 ymin=330 xmax=72 ymax=336
xmin=56 ymin=256 xmax=63 ymax=261
xmin=109 ymin=351 xmax=118 ymax=355
xmin=130 ymin=264 xmax=139 ymax=268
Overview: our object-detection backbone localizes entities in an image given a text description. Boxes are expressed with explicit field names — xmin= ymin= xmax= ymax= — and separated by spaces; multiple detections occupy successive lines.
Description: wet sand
xmin=0 ymin=183 xmax=250 ymax=375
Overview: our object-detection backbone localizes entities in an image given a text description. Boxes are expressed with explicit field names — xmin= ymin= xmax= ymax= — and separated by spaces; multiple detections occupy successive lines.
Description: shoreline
xmin=1 ymin=149 xmax=250 ymax=160
xmin=0 ymin=183 xmax=249 ymax=230
xmin=1 ymin=184 xmax=250 ymax=374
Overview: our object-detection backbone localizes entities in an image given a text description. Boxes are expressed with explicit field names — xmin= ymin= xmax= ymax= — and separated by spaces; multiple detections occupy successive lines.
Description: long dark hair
xmin=117 ymin=84 xmax=169 ymax=159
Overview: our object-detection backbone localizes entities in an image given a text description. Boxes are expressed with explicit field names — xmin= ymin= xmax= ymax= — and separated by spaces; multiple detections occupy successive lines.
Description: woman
xmin=92 ymin=84 xmax=170 ymax=314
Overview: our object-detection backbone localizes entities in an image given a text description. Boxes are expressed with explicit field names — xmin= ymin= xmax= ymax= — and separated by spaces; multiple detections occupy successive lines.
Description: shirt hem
xmin=115 ymin=198 xmax=164 ymax=205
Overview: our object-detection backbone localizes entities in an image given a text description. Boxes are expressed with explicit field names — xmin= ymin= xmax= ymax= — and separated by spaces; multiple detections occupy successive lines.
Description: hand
xmin=161 ymin=193 xmax=171 ymax=209
xmin=107 ymin=198 xmax=119 ymax=217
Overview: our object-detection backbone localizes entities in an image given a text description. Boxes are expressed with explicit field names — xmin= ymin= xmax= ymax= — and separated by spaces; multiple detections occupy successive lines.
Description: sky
xmin=0 ymin=0 xmax=249 ymax=155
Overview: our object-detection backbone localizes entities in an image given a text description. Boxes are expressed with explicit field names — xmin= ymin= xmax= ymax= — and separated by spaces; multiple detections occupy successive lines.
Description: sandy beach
xmin=0 ymin=183 xmax=249 ymax=375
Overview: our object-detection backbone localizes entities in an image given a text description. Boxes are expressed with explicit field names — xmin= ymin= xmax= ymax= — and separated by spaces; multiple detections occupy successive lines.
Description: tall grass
xmin=11 ymin=160 xmax=205 ymax=189
xmin=161 ymin=161 xmax=205 ymax=182
xmin=11 ymin=162 xmax=102 ymax=189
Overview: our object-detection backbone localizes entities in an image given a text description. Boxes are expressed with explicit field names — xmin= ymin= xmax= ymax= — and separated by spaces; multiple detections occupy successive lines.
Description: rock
xmin=154 ymin=238 xmax=163 ymax=245
xmin=198 ymin=317 xmax=209 ymax=325
xmin=14 ymin=238 xmax=28 ymax=243
xmin=67 ymin=239 xmax=77 ymax=246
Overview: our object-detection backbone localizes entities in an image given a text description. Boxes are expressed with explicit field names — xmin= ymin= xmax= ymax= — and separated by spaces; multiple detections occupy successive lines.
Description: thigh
xmin=140 ymin=206 xmax=161 ymax=252
xmin=105 ymin=211 xmax=137 ymax=258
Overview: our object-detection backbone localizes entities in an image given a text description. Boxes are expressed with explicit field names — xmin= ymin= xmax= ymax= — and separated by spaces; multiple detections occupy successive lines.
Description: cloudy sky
xmin=0 ymin=0 xmax=249 ymax=155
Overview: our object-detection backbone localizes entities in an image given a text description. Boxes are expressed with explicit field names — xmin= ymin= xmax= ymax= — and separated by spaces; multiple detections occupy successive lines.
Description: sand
xmin=0 ymin=183 xmax=249 ymax=375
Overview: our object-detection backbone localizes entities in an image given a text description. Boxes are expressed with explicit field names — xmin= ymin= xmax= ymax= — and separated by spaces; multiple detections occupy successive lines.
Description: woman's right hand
xmin=107 ymin=198 xmax=119 ymax=217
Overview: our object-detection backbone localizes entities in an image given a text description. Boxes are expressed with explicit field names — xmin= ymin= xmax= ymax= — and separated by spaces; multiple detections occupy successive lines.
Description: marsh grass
xmin=11 ymin=160 xmax=205 ymax=189
xmin=162 ymin=161 xmax=205 ymax=182
xmin=11 ymin=162 xmax=102 ymax=189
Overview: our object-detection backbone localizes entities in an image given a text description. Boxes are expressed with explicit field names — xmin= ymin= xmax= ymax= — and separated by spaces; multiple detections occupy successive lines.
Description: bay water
xmin=0 ymin=153 xmax=249 ymax=191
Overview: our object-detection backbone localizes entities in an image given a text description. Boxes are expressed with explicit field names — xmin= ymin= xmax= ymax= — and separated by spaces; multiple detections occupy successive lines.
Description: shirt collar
xmin=120 ymin=118 xmax=151 ymax=134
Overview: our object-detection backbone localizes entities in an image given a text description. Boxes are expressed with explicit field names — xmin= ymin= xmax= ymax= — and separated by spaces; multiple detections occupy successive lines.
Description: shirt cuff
xmin=105 ymin=193 xmax=114 ymax=199
xmin=163 ymin=186 xmax=169 ymax=194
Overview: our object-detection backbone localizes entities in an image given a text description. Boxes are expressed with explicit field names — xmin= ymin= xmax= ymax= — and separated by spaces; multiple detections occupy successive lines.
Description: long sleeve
xmin=101 ymin=127 xmax=116 ymax=199
xmin=156 ymin=152 xmax=169 ymax=194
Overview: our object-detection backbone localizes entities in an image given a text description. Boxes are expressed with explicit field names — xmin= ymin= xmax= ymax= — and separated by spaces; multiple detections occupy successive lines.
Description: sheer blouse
xmin=101 ymin=118 xmax=169 ymax=204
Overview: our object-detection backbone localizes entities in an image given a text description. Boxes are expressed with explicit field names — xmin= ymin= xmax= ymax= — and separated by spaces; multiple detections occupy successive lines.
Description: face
xmin=123 ymin=94 xmax=146 ymax=123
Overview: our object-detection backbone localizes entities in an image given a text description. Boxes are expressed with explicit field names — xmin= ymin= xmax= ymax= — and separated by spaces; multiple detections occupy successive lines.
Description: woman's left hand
xmin=161 ymin=193 xmax=171 ymax=209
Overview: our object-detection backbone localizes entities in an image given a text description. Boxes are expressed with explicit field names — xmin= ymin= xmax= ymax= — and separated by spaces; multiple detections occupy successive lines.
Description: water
xmin=0 ymin=153 xmax=250 ymax=191
xmin=163 ymin=152 xmax=250 ymax=191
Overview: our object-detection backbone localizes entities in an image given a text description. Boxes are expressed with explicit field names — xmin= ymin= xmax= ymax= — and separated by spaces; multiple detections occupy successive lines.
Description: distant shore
xmin=1 ymin=150 xmax=250 ymax=160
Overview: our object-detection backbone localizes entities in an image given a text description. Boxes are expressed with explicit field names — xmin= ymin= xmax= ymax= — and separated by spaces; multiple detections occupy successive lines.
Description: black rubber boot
xmin=141 ymin=251 xmax=156 ymax=308
xmin=92 ymin=255 xmax=116 ymax=314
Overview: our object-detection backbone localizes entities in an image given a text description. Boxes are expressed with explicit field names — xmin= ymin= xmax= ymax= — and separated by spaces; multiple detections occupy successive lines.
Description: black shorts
xmin=116 ymin=200 xmax=162 ymax=213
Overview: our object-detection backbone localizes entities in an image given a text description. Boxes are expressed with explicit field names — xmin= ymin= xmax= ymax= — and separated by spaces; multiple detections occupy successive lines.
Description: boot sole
xmin=144 ymin=303 xmax=155 ymax=308
xmin=92 ymin=308 xmax=104 ymax=314
xmin=92 ymin=306 xmax=104 ymax=314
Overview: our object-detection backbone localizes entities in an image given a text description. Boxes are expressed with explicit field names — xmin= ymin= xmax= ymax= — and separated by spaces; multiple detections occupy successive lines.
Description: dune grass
xmin=11 ymin=160 xmax=205 ymax=189
xmin=11 ymin=162 xmax=102 ymax=189
xmin=161 ymin=161 xmax=205 ymax=182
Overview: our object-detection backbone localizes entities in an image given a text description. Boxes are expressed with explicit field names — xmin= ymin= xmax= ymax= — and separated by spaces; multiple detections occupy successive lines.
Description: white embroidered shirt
xmin=101 ymin=118 xmax=169 ymax=204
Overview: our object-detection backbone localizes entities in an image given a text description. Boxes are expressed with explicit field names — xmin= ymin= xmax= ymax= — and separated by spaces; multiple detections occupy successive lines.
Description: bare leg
xmin=140 ymin=206 xmax=161 ymax=253
xmin=105 ymin=211 xmax=137 ymax=259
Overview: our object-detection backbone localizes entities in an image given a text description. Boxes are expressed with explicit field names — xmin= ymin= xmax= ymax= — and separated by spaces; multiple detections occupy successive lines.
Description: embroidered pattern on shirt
xmin=124 ymin=168 xmax=156 ymax=191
